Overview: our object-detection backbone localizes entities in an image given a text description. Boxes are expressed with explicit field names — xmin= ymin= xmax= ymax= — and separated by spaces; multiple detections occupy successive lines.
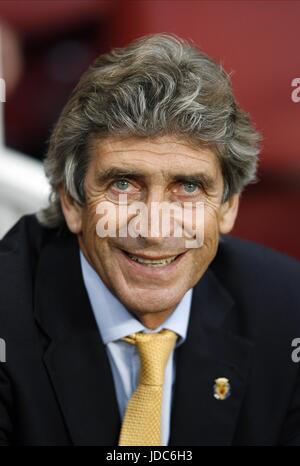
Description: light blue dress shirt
xmin=79 ymin=251 xmax=193 ymax=446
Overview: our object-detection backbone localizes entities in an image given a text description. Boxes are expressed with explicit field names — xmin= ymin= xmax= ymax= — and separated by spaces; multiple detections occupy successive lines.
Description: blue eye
xmin=183 ymin=182 xmax=198 ymax=193
xmin=115 ymin=180 xmax=129 ymax=190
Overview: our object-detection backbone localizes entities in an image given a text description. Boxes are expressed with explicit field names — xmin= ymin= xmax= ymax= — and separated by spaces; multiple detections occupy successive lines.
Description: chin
xmin=118 ymin=285 xmax=185 ymax=315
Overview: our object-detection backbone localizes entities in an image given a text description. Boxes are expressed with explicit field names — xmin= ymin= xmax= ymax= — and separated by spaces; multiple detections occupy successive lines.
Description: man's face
xmin=61 ymin=135 xmax=239 ymax=328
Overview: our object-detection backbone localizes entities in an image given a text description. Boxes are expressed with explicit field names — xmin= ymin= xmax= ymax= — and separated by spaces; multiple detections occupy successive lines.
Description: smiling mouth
xmin=121 ymin=250 xmax=186 ymax=267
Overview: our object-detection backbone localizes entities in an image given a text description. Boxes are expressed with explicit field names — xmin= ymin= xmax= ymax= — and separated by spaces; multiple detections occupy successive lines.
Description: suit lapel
xmin=169 ymin=269 xmax=254 ymax=446
xmin=34 ymin=232 xmax=121 ymax=445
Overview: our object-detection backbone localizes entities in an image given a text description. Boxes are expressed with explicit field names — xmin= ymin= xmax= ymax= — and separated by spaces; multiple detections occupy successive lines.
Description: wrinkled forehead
xmin=88 ymin=135 xmax=221 ymax=179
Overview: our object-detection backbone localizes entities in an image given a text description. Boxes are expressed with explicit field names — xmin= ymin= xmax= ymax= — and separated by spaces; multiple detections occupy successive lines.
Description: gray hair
xmin=37 ymin=33 xmax=261 ymax=227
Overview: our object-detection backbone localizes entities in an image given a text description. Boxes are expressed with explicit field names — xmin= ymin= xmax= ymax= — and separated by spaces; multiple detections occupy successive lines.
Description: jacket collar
xmin=169 ymin=268 xmax=253 ymax=445
xmin=34 ymin=232 xmax=121 ymax=445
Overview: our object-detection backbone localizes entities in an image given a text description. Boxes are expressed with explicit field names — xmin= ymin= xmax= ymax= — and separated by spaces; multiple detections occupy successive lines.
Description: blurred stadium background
xmin=0 ymin=0 xmax=299 ymax=258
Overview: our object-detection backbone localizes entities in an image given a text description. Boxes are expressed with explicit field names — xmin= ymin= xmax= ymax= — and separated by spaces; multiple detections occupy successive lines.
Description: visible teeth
xmin=128 ymin=253 xmax=178 ymax=266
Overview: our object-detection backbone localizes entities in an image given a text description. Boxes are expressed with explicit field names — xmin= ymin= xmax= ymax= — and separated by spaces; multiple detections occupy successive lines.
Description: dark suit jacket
xmin=1 ymin=214 xmax=300 ymax=446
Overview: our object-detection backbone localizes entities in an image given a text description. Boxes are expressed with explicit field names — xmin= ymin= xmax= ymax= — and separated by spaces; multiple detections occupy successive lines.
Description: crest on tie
xmin=213 ymin=377 xmax=231 ymax=400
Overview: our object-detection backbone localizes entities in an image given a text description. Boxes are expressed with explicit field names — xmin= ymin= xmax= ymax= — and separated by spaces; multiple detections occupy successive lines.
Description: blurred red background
xmin=1 ymin=0 xmax=299 ymax=258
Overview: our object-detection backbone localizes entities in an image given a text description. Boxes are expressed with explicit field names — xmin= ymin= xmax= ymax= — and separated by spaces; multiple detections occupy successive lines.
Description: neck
xmin=132 ymin=307 xmax=176 ymax=330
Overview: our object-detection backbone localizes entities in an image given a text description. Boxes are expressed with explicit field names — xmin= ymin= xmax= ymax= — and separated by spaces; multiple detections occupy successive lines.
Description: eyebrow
xmin=95 ymin=167 xmax=216 ymax=191
xmin=95 ymin=168 xmax=147 ymax=184
xmin=172 ymin=173 xmax=215 ymax=192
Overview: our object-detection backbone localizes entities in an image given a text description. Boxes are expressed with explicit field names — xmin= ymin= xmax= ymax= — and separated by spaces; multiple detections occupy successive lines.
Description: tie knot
xmin=123 ymin=329 xmax=178 ymax=385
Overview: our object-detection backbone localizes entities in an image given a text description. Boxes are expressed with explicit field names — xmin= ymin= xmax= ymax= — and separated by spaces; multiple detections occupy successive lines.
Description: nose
xmin=144 ymin=186 xmax=167 ymax=242
xmin=137 ymin=186 xmax=182 ymax=245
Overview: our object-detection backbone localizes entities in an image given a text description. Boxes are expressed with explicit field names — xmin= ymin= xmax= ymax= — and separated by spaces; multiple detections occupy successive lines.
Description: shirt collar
xmin=79 ymin=251 xmax=193 ymax=347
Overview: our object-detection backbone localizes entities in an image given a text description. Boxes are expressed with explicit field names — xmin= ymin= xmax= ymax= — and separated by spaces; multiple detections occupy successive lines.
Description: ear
xmin=218 ymin=193 xmax=240 ymax=234
xmin=59 ymin=185 xmax=83 ymax=234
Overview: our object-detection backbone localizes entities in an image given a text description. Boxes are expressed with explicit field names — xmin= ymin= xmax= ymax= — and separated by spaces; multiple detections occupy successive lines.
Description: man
xmin=0 ymin=34 xmax=300 ymax=446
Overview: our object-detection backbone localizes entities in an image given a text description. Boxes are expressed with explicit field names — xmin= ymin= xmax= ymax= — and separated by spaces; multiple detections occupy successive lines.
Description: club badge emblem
xmin=214 ymin=377 xmax=231 ymax=400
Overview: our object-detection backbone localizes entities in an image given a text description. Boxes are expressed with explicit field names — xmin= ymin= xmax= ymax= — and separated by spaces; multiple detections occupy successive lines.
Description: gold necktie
xmin=118 ymin=329 xmax=178 ymax=446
